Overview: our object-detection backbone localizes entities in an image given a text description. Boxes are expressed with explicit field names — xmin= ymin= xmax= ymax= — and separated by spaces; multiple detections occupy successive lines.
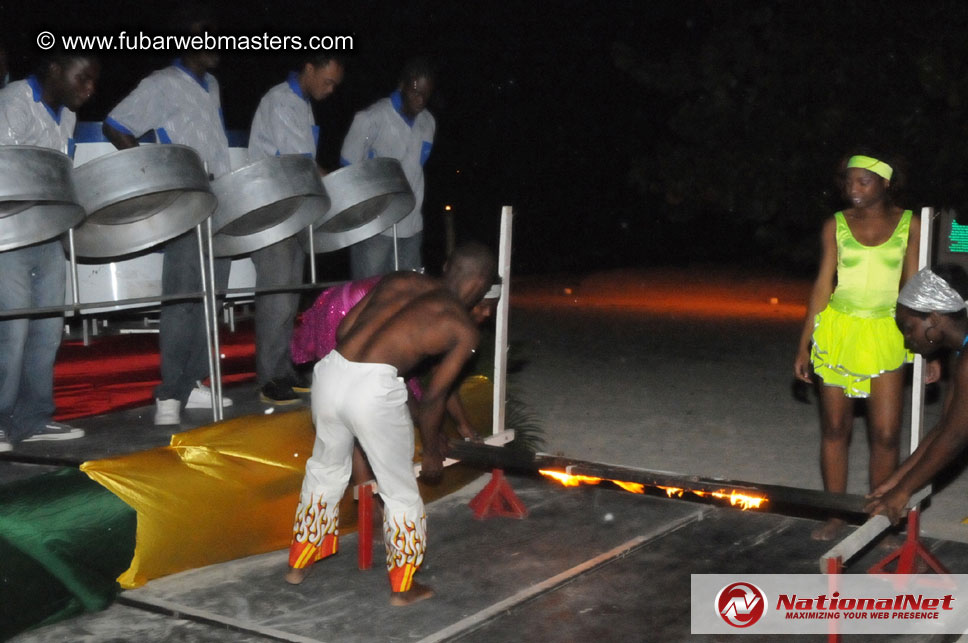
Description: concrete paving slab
xmin=14 ymin=473 xmax=968 ymax=642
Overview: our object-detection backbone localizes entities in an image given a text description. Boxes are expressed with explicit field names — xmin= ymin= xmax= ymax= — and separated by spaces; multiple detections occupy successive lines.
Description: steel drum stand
xmin=200 ymin=220 xmax=224 ymax=422
xmin=63 ymin=221 xmax=225 ymax=425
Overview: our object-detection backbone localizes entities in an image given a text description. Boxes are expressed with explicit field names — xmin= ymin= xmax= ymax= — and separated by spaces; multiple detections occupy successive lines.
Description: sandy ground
xmin=506 ymin=267 xmax=968 ymax=544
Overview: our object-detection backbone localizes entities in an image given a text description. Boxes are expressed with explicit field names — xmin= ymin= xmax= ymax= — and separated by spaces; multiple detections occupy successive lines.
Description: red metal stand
xmin=469 ymin=469 xmax=528 ymax=519
xmin=826 ymin=556 xmax=842 ymax=643
xmin=357 ymin=482 xmax=374 ymax=570
xmin=868 ymin=509 xmax=949 ymax=574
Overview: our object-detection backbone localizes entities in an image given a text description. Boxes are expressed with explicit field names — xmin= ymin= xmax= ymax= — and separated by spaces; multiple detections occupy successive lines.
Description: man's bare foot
xmin=810 ymin=518 xmax=846 ymax=541
xmin=285 ymin=566 xmax=312 ymax=585
xmin=389 ymin=581 xmax=434 ymax=606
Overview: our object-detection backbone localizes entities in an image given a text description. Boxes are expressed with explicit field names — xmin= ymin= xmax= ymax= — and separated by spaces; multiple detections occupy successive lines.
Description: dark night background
xmin=4 ymin=0 xmax=968 ymax=276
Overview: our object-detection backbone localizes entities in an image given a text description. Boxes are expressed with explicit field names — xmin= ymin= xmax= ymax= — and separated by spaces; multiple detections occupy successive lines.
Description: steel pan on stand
xmin=210 ymin=154 xmax=329 ymax=257
xmin=71 ymin=143 xmax=224 ymax=421
xmin=299 ymin=157 xmax=415 ymax=261
xmin=0 ymin=146 xmax=85 ymax=251
xmin=71 ymin=145 xmax=216 ymax=258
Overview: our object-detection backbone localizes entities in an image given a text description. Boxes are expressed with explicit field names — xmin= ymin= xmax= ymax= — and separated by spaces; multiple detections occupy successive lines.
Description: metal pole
xmin=901 ymin=207 xmax=935 ymax=538
xmin=392 ymin=224 xmax=399 ymax=271
xmin=67 ymin=228 xmax=81 ymax=342
xmin=910 ymin=207 xmax=933 ymax=455
xmin=196 ymin=224 xmax=218 ymax=423
xmin=819 ymin=488 xmax=931 ymax=572
xmin=68 ymin=228 xmax=80 ymax=306
xmin=492 ymin=206 xmax=513 ymax=436
xmin=308 ymin=224 xmax=317 ymax=284
xmin=444 ymin=206 xmax=456 ymax=257
xmin=205 ymin=218 xmax=223 ymax=422
xmin=446 ymin=441 xmax=876 ymax=515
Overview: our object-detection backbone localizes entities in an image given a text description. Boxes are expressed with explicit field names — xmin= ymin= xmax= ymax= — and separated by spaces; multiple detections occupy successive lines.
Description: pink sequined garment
xmin=291 ymin=276 xmax=382 ymax=365
xmin=291 ymin=276 xmax=423 ymax=399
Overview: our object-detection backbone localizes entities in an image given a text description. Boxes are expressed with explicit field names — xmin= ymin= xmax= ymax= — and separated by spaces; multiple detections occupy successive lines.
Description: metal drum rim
xmin=209 ymin=154 xmax=326 ymax=236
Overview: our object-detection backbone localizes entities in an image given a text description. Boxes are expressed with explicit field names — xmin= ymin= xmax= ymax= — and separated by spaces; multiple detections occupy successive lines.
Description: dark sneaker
xmin=22 ymin=421 xmax=85 ymax=442
xmin=260 ymin=379 xmax=300 ymax=405
xmin=288 ymin=372 xmax=312 ymax=393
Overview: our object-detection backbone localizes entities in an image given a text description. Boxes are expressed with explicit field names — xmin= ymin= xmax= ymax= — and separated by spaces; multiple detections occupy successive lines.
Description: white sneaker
xmin=154 ymin=398 xmax=182 ymax=425
xmin=22 ymin=421 xmax=85 ymax=441
xmin=185 ymin=381 xmax=234 ymax=409
xmin=0 ymin=430 xmax=11 ymax=452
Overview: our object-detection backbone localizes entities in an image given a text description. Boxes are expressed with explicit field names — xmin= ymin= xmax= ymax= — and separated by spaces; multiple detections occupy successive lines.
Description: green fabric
xmin=828 ymin=210 xmax=912 ymax=318
xmin=846 ymin=154 xmax=893 ymax=180
xmin=0 ymin=467 xmax=136 ymax=641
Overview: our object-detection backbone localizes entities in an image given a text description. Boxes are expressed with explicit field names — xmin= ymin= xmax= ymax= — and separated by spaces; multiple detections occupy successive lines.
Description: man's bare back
xmin=338 ymin=273 xmax=479 ymax=376
xmin=285 ymin=244 xmax=495 ymax=605
xmin=336 ymin=272 xmax=482 ymax=475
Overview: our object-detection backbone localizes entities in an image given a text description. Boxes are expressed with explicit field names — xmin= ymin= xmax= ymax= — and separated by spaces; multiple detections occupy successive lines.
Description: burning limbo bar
xmin=447 ymin=441 xmax=871 ymax=516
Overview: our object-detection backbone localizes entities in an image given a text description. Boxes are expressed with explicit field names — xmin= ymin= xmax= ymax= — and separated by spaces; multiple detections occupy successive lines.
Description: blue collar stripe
xmin=390 ymin=90 xmax=415 ymax=128
xmin=420 ymin=140 xmax=432 ymax=166
xmin=287 ymin=72 xmax=308 ymax=102
xmin=26 ymin=75 xmax=63 ymax=124
xmin=173 ymin=59 xmax=209 ymax=92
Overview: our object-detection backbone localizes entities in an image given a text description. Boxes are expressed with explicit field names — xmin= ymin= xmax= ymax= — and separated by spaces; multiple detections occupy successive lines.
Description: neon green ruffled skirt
xmin=810 ymin=305 xmax=912 ymax=398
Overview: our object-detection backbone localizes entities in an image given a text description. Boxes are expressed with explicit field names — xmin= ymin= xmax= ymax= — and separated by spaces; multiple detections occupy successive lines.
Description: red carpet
xmin=53 ymin=322 xmax=257 ymax=420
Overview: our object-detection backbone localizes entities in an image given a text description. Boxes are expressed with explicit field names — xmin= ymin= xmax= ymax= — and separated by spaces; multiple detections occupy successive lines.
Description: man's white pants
xmin=290 ymin=350 xmax=426 ymax=591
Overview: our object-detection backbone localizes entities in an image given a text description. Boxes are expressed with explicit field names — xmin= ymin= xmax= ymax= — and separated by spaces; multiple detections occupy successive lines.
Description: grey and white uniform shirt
xmin=248 ymin=72 xmax=318 ymax=161
xmin=105 ymin=60 xmax=230 ymax=178
xmin=339 ymin=91 xmax=435 ymax=238
xmin=0 ymin=75 xmax=76 ymax=153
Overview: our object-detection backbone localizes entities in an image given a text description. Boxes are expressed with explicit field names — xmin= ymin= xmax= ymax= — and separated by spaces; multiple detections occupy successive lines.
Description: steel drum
xmin=300 ymin=157 xmax=415 ymax=253
xmin=71 ymin=145 xmax=216 ymax=258
xmin=210 ymin=154 xmax=329 ymax=257
xmin=0 ymin=146 xmax=85 ymax=251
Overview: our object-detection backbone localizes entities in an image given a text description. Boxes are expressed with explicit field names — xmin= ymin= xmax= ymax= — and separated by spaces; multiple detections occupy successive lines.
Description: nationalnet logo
xmin=716 ymin=582 xmax=767 ymax=627
xmin=693 ymin=574 xmax=968 ymax=635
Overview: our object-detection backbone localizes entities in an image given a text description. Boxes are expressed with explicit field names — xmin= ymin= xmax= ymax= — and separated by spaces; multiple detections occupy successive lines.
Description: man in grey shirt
xmin=248 ymin=55 xmax=344 ymax=404
xmin=103 ymin=9 xmax=232 ymax=425
xmin=0 ymin=55 xmax=98 ymax=449
xmin=341 ymin=57 xmax=435 ymax=278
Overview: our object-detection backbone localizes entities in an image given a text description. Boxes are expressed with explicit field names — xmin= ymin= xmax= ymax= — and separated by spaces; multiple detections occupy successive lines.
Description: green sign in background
xmin=950 ymin=220 xmax=968 ymax=253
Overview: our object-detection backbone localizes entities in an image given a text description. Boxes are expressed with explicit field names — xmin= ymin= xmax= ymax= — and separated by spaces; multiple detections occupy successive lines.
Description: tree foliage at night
xmin=613 ymin=2 xmax=968 ymax=268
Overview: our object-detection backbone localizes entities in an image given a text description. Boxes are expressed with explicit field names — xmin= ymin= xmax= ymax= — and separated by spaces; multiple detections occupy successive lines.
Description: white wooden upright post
xmin=909 ymin=208 xmax=933 ymax=460
xmin=492 ymin=206 xmax=513 ymax=435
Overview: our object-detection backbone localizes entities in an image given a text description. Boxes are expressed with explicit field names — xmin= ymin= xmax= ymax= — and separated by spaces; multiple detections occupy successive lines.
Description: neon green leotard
xmin=828 ymin=210 xmax=911 ymax=318
xmin=810 ymin=210 xmax=912 ymax=397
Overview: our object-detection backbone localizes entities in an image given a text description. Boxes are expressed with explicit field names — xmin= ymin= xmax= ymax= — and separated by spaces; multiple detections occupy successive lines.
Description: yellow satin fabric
xmin=81 ymin=376 xmax=493 ymax=589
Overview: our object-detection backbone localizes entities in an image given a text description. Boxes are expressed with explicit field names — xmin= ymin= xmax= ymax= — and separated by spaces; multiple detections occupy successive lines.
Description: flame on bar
xmin=539 ymin=470 xmax=766 ymax=511
xmin=538 ymin=470 xmax=604 ymax=487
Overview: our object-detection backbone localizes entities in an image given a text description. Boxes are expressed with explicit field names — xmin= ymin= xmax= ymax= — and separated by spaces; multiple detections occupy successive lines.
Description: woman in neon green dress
xmin=794 ymin=152 xmax=920 ymax=540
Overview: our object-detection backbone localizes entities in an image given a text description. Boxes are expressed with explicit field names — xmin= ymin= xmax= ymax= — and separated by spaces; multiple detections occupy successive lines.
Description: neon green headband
xmin=847 ymin=155 xmax=893 ymax=181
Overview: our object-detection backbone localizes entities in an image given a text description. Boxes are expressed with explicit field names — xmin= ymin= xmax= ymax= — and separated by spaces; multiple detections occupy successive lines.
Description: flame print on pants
xmin=288 ymin=496 xmax=339 ymax=568
xmin=385 ymin=512 xmax=427 ymax=592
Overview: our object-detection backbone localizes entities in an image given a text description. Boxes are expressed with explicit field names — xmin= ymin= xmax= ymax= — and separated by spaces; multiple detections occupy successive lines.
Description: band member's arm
xmin=867 ymin=358 xmax=968 ymax=523
xmin=416 ymin=324 xmax=479 ymax=479
xmin=102 ymin=121 xmax=138 ymax=150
